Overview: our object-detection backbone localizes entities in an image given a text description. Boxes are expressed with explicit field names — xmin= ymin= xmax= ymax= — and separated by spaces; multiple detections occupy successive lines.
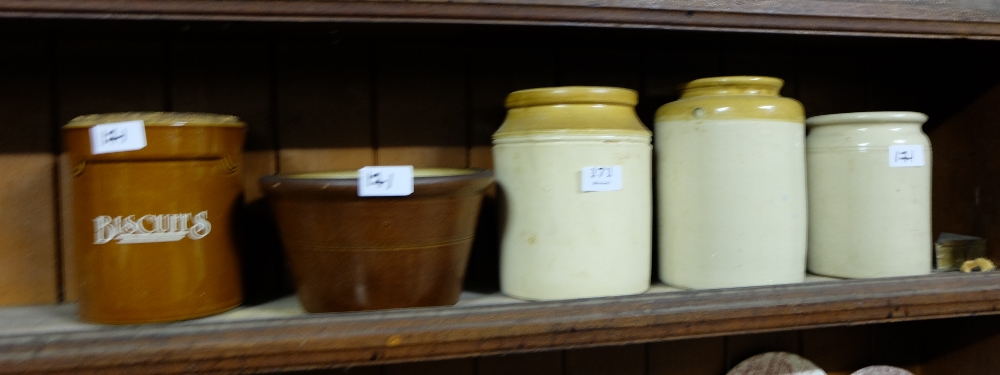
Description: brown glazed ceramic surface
xmin=261 ymin=169 xmax=493 ymax=313
xmin=64 ymin=112 xmax=245 ymax=324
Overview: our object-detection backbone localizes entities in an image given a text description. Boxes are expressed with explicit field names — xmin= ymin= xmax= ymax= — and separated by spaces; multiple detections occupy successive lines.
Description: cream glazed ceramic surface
xmin=655 ymin=76 xmax=807 ymax=290
xmin=806 ymin=111 xmax=932 ymax=278
xmin=493 ymin=87 xmax=652 ymax=301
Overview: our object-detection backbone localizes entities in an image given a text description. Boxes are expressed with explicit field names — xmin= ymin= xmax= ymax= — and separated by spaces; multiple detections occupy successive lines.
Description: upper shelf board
xmin=2 ymin=273 xmax=999 ymax=375
xmin=1 ymin=0 xmax=1000 ymax=39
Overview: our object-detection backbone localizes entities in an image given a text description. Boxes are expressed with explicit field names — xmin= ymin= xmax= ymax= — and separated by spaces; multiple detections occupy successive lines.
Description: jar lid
xmin=505 ymin=86 xmax=638 ymax=108
xmin=805 ymin=111 xmax=928 ymax=127
xmin=64 ymin=112 xmax=244 ymax=128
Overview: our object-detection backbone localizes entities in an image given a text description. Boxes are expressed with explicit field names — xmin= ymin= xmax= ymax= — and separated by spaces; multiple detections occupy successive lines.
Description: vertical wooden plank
xmin=477 ymin=351 xmax=562 ymax=375
xmin=276 ymin=40 xmax=374 ymax=173
xmin=376 ymin=43 xmax=467 ymax=168
xmin=802 ymin=326 xmax=872 ymax=375
xmin=170 ymin=39 xmax=286 ymax=303
xmin=726 ymin=331 xmax=801 ymax=369
xmin=384 ymin=358 xmax=474 ymax=375
xmin=796 ymin=51 xmax=869 ymax=118
xmin=928 ymin=83 xmax=1000 ymax=260
xmin=870 ymin=321 xmax=927 ymax=374
xmin=558 ymin=48 xmax=642 ymax=91
xmin=465 ymin=47 xmax=555 ymax=290
xmin=57 ymin=39 xmax=168 ymax=301
xmin=917 ymin=315 xmax=1000 ymax=375
xmin=0 ymin=40 xmax=57 ymax=306
xmin=565 ymin=345 xmax=645 ymax=375
xmin=281 ymin=366 xmax=382 ymax=375
xmin=647 ymin=337 xmax=725 ymax=375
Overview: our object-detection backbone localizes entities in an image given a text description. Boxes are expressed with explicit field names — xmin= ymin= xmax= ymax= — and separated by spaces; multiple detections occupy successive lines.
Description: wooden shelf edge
xmin=2 ymin=0 xmax=1000 ymax=39
xmin=2 ymin=273 xmax=999 ymax=374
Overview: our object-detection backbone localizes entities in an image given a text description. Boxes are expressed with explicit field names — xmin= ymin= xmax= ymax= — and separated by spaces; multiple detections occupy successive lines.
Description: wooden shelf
xmin=1 ymin=0 xmax=1000 ymax=39
xmin=2 ymin=273 xmax=999 ymax=374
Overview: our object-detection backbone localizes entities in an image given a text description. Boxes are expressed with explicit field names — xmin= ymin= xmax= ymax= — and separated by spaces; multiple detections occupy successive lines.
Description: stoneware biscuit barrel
xmin=64 ymin=112 xmax=245 ymax=324
xmin=261 ymin=169 xmax=493 ymax=313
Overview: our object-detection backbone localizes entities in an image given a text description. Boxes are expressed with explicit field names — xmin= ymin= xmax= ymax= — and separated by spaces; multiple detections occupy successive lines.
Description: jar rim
xmin=505 ymin=86 xmax=637 ymax=108
xmin=682 ymin=76 xmax=784 ymax=90
xmin=65 ymin=112 xmax=244 ymax=128
xmin=806 ymin=111 xmax=928 ymax=127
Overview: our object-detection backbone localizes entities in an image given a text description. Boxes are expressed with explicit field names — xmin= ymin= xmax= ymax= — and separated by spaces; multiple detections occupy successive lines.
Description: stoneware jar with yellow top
xmin=494 ymin=86 xmax=652 ymax=301
xmin=655 ymin=76 xmax=807 ymax=289
xmin=64 ymin=112 xmax=245 ymax=324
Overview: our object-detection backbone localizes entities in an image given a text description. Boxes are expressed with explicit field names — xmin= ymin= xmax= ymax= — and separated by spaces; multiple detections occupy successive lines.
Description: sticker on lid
xmin=89 ymin=120 xmax=147 ymax=155
xmin=888 ymin=145 xmax=925 ymax=168
xmin=581 ymin=166 xmax=623 ymax=192
xmin=358 ymin=166 xmax=414 ymax=197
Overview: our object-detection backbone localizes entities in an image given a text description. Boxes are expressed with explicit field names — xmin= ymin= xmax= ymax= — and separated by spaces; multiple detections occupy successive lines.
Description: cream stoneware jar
xmin=494 ymin=86 xmax=652 ymax=301
xmin=655 ymin=76 xmax=807 ymax=289
xmin=806 ymin=111 xmax=932 ymax=278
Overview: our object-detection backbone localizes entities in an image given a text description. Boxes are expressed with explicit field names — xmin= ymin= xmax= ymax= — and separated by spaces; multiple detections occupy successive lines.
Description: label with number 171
xmin=581 ymin=166 xmax=623 ymax=192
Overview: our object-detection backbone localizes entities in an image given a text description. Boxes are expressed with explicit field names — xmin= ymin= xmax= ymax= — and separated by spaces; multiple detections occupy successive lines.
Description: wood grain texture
xmin=2 ymin=1 xmax=1000 ymax=39
xmin=726 ymin=331 xmax=801 ymax=370
xmin=564 ymin=345 xmax=645 ymax=375
xmin=276 ymin=40 xmax=374 ymax=173
xmin=3 ymin=274 xmax=1000 ymax=374
xmin=56 ymin=39 xmax=167 ymax=301
xmin=647 ymin=338 xmax=725 ymax=375
xmin=375 ymin=43 xmax=467 ymax=168
xmin=0 ymin=156 xmax=57 ymax=306
xmin=0 ymin=41 xmax=57 ymax=306
xmin=477 ymin=351 xmax=562 ymax=375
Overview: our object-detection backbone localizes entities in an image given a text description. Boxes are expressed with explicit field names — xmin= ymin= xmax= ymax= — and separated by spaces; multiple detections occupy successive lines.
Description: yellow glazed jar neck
xmin=494 ymin=86 xmax=651 ymax=139
xmin=656 ymin=76 xmax=804 ymax=123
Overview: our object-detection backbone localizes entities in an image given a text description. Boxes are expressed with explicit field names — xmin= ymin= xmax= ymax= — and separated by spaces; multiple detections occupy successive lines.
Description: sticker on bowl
xmin=358 ymin=166 xmax=414 ymax=197
xmin=888 ymin=145 xmax=925 ymax=168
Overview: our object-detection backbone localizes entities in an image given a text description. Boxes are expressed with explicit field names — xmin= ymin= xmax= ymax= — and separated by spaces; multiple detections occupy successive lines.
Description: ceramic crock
xmin=261 ymin=169 xmax=493 ymax=313
xmin=806 ymin=112 xmax=932 ymax=278
xmin=63 ymin=112 xmax=245 ymax=324
xmin=494 ymin=86 xmax=652 ymax=301
xmin=655 ymin=76 xmax=807 ymax=289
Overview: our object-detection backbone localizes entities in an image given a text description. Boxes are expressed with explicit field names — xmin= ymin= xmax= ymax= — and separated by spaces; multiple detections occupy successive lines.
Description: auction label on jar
xmin=358 ymin=166 xmax=414 ymax=197
xmin=89 ymin=120 xmax=147 ymax=155
xmin=888 ymin=145 xmax=925 ymax=168
xmin=581 ymin=166 xmax=623 ymax=192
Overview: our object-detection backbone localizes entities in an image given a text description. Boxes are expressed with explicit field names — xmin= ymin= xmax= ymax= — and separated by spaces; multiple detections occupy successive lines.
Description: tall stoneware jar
xmin=655 ymin=76 xmax=807 ymax=289
xmin=64 ymin=112 xmax=245 ymax=324
xmin=494 ymin=87 xmax=652 ymax=300
xmin=806 ymin=112 xmax=932 ymax=278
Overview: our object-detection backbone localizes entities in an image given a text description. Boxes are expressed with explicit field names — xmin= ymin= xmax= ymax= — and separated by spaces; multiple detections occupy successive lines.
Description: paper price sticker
xmin=581 ymin=166 xmax=623 ymax=192
xmin=358 ymin=166 xmax=414 ymax=197
xmin=89 ymin=120 xmax=147 ymax=155
xmin=888 ymin=145 xmax=925 ymax=168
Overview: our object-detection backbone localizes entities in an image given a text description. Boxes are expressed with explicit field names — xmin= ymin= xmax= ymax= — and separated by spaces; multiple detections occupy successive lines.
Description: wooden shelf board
xmin=1 ymin=0 xmax=1000 ymax=39
xmin=2 ymin=272 xmax=998 ymax=374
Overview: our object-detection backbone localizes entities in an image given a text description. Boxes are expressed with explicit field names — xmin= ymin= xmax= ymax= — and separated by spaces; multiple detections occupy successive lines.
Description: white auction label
xmin=89 ymin=120 xmax=147 ymax=155
xmin=581 ymin=166 xmax=623 ymax=192
xmin=888 ymin=145 xmax=925 ymax=168
xmin=358 ymin=166 xmax=414 ymax=197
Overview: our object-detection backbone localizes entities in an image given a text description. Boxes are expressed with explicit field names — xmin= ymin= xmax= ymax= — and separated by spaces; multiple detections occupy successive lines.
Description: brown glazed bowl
xmin=261 ymin=168 xmax=493 ymax=313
